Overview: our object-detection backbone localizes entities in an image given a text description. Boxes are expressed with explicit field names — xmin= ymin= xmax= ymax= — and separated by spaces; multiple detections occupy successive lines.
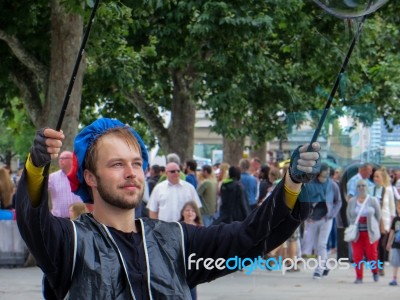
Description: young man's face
xmin=86 ymin=134 xmax=145 ymax=210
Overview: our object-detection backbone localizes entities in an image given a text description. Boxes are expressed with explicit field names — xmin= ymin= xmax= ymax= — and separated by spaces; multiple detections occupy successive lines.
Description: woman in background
xmin=347 ymin=179 xmax=381 ymax=284
xmin=179 ymin=201 xmax=202 ymax=299
xmin=373 ymin=167 xmax=396 ymax=276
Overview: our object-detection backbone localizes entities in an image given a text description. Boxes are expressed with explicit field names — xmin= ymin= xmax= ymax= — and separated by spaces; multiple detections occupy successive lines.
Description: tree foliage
xmin=1 ymin=0 xmax=400 ymax=165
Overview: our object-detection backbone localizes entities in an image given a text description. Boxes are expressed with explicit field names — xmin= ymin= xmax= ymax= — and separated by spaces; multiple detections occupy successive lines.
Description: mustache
xmin=118 ymin=180 xmax=141 ymax=188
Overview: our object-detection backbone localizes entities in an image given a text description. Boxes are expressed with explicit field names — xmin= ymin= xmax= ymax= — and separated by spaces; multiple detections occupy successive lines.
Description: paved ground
xmin=0 ymin=263 xmax=398 ymax=300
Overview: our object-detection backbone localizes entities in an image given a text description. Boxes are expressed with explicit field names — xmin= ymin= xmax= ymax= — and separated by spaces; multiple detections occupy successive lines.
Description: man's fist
xmin=289 ymin=143 xmax=321 ymax=184
xmin=30 ymin=128 xmax=64 ymax=167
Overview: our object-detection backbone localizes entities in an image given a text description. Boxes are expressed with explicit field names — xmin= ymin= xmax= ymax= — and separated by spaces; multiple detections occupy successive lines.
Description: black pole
xmin=55 ymin=0 xmax=101 ymax=131
xmin=307 ymin=14 xmax=367 ymax=151
xmin=43 ymin=0 xmax=100 ymax=176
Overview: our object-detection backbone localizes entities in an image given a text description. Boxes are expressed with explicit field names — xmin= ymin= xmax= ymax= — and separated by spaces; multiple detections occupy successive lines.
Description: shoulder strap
xmin=354 ymin=196 xmax=369 ymax=225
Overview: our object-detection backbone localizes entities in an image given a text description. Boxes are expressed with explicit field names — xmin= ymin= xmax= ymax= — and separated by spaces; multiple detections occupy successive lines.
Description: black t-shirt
xmin=109 ymin=228 xmax=149 ymax=300
xmin=390 ymin=216 xmax=400 ymax=249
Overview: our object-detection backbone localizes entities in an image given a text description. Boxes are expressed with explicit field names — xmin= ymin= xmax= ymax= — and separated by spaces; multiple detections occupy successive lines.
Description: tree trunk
xmin=223 ymin=136 xmax=245 ymax=166
xmin=44 ymin=0 xmax=84 ymax=151
xmin=251 ymin=142 xmax=267 ymax=164
xmin=165 ymin=69 xmax=196 ymax=165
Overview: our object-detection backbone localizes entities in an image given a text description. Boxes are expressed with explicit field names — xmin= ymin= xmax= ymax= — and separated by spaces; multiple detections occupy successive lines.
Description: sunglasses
xmin=167 ymin=170 xmax=180 ymax=174
xmin=357 ymin=184 xmax=367 ymax=188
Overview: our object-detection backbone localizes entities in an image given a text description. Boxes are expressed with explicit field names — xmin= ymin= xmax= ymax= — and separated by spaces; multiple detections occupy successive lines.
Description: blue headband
xmin=68 ymin=118 xmax=148 ymax=203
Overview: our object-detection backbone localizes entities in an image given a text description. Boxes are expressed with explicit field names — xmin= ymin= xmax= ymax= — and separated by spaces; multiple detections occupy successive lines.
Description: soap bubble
xmin=313 ymin=0 xmax=389 ymax=18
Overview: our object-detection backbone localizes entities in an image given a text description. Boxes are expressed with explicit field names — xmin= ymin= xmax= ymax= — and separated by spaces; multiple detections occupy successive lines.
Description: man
xmin=48 ymin=151 xmax=83 ymax=218
xmin=184 ymin=159 xmax=198 ymax=188
xmin=197 ymin=165 xmax=218 ymax=226
xmin=346 ymin=162 xmax=374 ymax=200
xmin=239 ymin=158 xmax=258 ymax=210
xmin=301 ymin=163 xmax=342 ymax=279
xmin=158 ymin=153 xmax=186 ymax=183
xmin=147 ymin=164 xmax=161 ymax=195
xmin=16 ymin=118 xmax=320 ymax=299
xmin=147 ymin=162 xmax=202 ymax=222
xmin=250 ymin=157 xmax=262 ymax=178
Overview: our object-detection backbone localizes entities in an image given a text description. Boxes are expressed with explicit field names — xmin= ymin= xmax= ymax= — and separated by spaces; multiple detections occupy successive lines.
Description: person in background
xmin=0 ymin=167 xmax=14 ymax=209
xmin=239 ymin=158 xmax=258 ymax=210
xmin=394 ymin=170 xmax=400 ymax=195
xmin=301 ymin=163 xmax=342 ymax=279
xmin=327 ymin=167 xmax=342 ymax=254
xmin=179 ymin=201 xmax=203 ymax=226
xmin=212 ymin=163 xmax=221 ymax=174
xmin=372 ymin=167 xmax=396 ymax=276
xmin=216 ymin=163 xmax=229 ymax=194
xmin=69 ymin=202 xmax=89 ymax=220
xmin=48 ymin=151 xmax=83 ymax=218
xmin=257 ymin=165 xmax=272 ymax=205
xmin=147 ymin=164 xmax=161 ymax=195
xmin=158 ymin=153 xmax=185 ymax=183
xmin=159 ymin=165 xmax=166 ymax=177
xmin=215 ymin=162 xmax=230 ymax=219
xmin=179 ymin=201 xmax=203 ymax=299
xmin=147 ymin=162 xmax=202 ymax=222
xmin=249 ymin=157 xmax=262 ymax=178
xmin=213 ymin=166 xmax=250 ymax=225
xmin=332 ymin=167 xmax=342 ymax=185
xmin=197 ymin=165 xmax=217 ymax=226
xmin=265 ymin=167 xmax=282 ymax=200
xmin=347 ymin=179 xmax=381 ymax=284
xmin=347 ymin=163 xmax=374 ymax=200
xmin=386 ymin=200 xmax=400 ymax=286
xmin=185 ymin=160 xmax=198 ymax=189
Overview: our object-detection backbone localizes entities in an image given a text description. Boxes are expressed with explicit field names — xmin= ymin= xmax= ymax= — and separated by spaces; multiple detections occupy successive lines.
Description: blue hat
xmin=67 ymin=118 xmax=148 ymax=203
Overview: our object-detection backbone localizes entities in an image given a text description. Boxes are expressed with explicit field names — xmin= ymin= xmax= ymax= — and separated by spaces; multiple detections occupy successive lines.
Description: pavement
xmin=0 ymin=262 xmax=399 ymax=300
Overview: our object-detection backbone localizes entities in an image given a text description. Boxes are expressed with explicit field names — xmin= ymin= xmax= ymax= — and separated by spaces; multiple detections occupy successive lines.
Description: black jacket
xmin=213 ymin=179 xmax=251 ymax=225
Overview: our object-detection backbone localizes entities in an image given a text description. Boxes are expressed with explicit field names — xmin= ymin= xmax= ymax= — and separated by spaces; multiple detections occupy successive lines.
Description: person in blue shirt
xmin=239 ymin=158 xmax=258 ymax=210
xmin=185 ymin=159 xmax=198 ymax=188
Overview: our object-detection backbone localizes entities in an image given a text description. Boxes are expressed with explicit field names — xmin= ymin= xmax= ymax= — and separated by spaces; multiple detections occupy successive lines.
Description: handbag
xmin=344 ymin=196 xmax=369 ymax=242
xmin=344 ymin=224 xmax=358 ymax=242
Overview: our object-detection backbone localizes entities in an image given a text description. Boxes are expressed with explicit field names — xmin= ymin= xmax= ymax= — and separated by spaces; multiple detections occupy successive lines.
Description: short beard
xmin=96 ymin=175 xmax=144 ymax=210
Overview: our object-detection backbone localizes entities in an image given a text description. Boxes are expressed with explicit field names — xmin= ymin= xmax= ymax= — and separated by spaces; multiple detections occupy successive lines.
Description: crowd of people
xmin=139 ymin=158 xmax=400 ymax=287
xmin=1 ymin=131 xmax=400 ymax=294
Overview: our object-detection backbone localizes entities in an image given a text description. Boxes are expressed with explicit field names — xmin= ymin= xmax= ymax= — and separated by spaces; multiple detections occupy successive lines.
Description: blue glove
xmin=289 ymin=143 xmax=321 ymax=184
xmin=30 ymin=128 xmax=51 ymax=167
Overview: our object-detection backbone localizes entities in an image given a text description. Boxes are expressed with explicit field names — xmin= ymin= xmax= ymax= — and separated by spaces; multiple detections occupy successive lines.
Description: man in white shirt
xmin=346 ymin=163 xmax=374 ymax=200
xmin=147 ymin=162 xmax=202 ymax=222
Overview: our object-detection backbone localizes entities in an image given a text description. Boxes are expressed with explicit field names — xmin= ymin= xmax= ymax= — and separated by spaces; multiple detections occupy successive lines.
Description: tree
xmin=82 ymin=0 xmax=317 ymax=164
xmin=0 ymin=98 xmax=35 ymax=167
xmin=1 ymin=0 xmax=399 ymax=167
xmin=0 ymin=0 xmax=85 ymax=151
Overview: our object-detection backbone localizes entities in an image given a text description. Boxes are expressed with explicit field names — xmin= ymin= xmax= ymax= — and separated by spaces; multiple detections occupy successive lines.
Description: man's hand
xmin=288 ymin=142 xmax=321 ymax=184
xmin=30 ymin=128 xmax=65 ymax=167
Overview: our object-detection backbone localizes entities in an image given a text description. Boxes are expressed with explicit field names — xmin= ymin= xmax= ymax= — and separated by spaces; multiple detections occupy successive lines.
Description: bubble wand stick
xmin=307 ymin=0 xmax=389 ymax=150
